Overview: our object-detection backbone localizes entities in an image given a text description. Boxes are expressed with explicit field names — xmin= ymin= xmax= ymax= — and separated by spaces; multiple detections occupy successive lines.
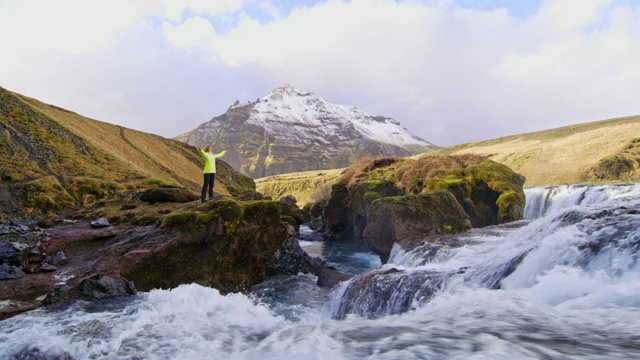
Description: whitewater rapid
xmin=1 ymin=183 xmax=639 ymax=359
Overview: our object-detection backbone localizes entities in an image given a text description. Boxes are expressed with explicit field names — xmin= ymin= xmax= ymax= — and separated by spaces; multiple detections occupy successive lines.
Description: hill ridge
xmin=0 ymin=86 xmax=252 ymax=218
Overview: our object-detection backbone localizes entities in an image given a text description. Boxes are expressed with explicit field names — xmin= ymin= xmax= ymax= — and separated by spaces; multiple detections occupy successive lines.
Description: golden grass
xmin=255 ymin=168 xmax=343 ymax=206
xmin=436 ymin=116 xmax=640 ymax=186
xmin=14 ymin=93 xmax=216 ymax=193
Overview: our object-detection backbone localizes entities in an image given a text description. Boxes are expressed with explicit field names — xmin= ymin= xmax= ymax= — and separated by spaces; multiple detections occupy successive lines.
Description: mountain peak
xmin=177 ymin=86 xmax=439 ymax=177
xmin=264 ymin=84 xmax=315 ymax=101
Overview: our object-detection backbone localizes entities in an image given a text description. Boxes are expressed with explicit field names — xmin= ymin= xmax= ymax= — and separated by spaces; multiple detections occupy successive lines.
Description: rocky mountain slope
xmin=0 ymin=86 xmax=255 ymax=219
xmin=175 ymin=84 xmax=438 ymax=178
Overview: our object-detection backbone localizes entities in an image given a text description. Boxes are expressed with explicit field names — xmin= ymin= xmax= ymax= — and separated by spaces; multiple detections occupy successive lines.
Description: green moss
xmin=149 ymin=178 xmax=169 ymax=186
xmin=17 ymin=176 xmax=76 ymax=214
xmin=65 ymin=177 xmax=123 ymax=206
xmin=160 ymin=211 xmax=199 ymax=228
xmin=363 ymin=191 xmax=381 ymax=204
xmin=495 ymin=191 xmax=517 ymax=213
xmin=132 ymin=213 xmax=162 ymax=226
xmin=590 ymin=155 xmax=635 ymax=180
xmin=281 ymin=215 xmax=296 ymax=227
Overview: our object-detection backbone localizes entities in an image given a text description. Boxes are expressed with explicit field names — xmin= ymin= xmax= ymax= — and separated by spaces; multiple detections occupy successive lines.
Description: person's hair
xmin=204 ymin=146 xmax=212 ymax=152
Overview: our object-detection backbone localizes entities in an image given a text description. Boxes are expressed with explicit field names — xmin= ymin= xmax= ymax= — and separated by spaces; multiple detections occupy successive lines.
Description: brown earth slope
xmin=0 ymin=86 xmax=253 ymax=218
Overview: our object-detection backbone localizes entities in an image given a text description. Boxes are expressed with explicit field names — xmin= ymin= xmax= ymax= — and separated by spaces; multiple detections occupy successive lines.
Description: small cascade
xmin=331 ymin=266 xmax=454 ymax=319
xmin=524 ymin=183 xmax=640 ymax=219
xmin=332 ymin=184 xmax=640 ymax=319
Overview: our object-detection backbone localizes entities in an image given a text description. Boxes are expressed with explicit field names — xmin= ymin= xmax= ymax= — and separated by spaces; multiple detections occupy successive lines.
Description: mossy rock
xmin=121 ymin=199 xmax=287 ymax=292
xmin=424 ymin=160 xmax=526 ymax=225
xmin=321 ymin=155 xmax=525 ymax=243
xmin=363 ymin=191 xmax=471 ymax=262
xmin=281 ymin=215 xmax=297 ymax=228
xmin=139 ymin=186 xmax=199 ymax=204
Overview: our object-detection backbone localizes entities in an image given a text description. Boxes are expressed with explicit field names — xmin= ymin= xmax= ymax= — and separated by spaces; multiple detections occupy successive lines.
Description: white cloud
xmin=1 ymin=0 xmax=639 ymax=147
xmin=163 ymin=17 xmax=219 ymax=52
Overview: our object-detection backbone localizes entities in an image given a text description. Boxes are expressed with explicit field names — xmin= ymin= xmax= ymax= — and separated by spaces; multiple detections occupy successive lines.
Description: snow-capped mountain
xmin=175 ymin=84 xmax=438 ymax=178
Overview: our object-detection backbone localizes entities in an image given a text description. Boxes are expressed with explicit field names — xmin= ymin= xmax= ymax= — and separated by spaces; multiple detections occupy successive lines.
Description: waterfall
xmin=332 ymin=183 xmax=640 ymax=320
xmin=523 ymin=183 xmax=640 ymax=220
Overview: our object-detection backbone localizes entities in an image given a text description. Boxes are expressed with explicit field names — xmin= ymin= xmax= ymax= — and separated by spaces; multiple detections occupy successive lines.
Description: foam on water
xmin=2 ymin=184 xmax=640 ymax=359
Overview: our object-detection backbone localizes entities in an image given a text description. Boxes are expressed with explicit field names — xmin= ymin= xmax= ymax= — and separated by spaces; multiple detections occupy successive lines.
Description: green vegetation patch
xmin=16 ymin=176 xmax=76 ymax=215
xmin=589 ymin=155 xmax=635 ymax=181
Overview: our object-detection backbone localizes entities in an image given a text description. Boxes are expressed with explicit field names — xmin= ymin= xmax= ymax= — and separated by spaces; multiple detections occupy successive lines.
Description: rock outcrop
xmin=320 ymin=154 xmax=526 ymax=261
xmin=363 ymin=191 xmax=471 ymax=262
xmin=42 ymin=274 xmax=137 ymax=306
xmin=112 ymin=199 xmax=290 ymax=292
xmin=268 ymin=224 xmax=324 ymax=277
xmin=138 ymin=186 xmax=200 ymax=204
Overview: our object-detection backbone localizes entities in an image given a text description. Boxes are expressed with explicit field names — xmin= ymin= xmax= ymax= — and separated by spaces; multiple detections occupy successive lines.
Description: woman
xmin=196 ymin=146 xmax=226 ymax=203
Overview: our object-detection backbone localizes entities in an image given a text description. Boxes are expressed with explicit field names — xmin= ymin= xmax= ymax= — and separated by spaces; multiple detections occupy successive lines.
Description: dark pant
xmin=202 ymin=173 xmax=215 ymax=201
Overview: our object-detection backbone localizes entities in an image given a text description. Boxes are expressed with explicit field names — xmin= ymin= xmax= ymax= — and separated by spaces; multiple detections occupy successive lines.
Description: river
xmin=1 ymin=184 xmax=639 ymax=359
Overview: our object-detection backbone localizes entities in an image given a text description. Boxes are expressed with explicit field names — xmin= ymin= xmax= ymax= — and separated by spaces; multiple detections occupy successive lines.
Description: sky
xmin=1 ymin=0 xmax=639 ymax=147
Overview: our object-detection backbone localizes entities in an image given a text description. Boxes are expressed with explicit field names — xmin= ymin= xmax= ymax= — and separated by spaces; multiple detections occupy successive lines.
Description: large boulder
xmin=0 ymin=242 xmax=29 ymax=266
xmin=363 ymin=191 xmax=471 ymax=262
xmin=42 ymin=274 xmax=137 ymax=306
xmin=322 ymin=155 xmax=525 ymax=251
xmin=113 ymin=199 xmax=290 ymax=292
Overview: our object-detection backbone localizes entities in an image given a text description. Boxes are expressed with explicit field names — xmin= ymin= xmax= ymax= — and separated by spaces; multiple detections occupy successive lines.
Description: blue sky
xmin=1 ymin=0 xmax=639 ymax=146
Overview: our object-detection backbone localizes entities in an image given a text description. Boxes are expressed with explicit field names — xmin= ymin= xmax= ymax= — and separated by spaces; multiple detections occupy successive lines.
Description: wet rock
xmin=51 ymin=251 xmax=68 ymax=266
xmin=90 ymin=218 xmax=110 ymax=228
xmin=363 ymin=191 xmax=472 ymax=263
xmin=38 ymin=264 xmax=57 ymax=272
xmin=28 ymin=250 xmax=47 ymax=264
xmin=268 ymin=224 xmax=324 ymax=277
xmin=0 ymin=242 xmax=29 ymax=266
xmin=317 ymin=268 xmax=353 ymax=288
xmin=42 ymin=274 xmax=137 ymax=306
xmin=307 ymin=216 xmax=324 ymax=232
xmin=0 ymin=263 xmax=26 ymax=280
xmin=12 ymin=347 xmax=74 ymax=360
xmin=332 ymin=267 xmax=452 ymax=320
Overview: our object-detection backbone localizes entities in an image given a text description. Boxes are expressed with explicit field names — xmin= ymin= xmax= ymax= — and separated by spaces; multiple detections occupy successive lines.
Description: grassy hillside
xmin=0 ymin=87 xmax=251 ymax=218
xmin=437 ymin=116 xmax=640 ymax=186
xmin=255 ymin=168 xmax=343 ymax=206
xmin=257 ymin=115 xmax=640 ymax=203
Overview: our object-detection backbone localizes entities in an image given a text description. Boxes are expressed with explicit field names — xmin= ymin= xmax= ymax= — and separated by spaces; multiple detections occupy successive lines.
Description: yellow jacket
xmin=200 ymin=149 xmax=226 ymax=174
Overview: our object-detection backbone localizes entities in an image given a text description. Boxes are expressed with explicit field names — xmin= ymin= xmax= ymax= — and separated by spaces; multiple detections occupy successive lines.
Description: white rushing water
xmin=1 ymin=184 xmax=640 ymax=359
